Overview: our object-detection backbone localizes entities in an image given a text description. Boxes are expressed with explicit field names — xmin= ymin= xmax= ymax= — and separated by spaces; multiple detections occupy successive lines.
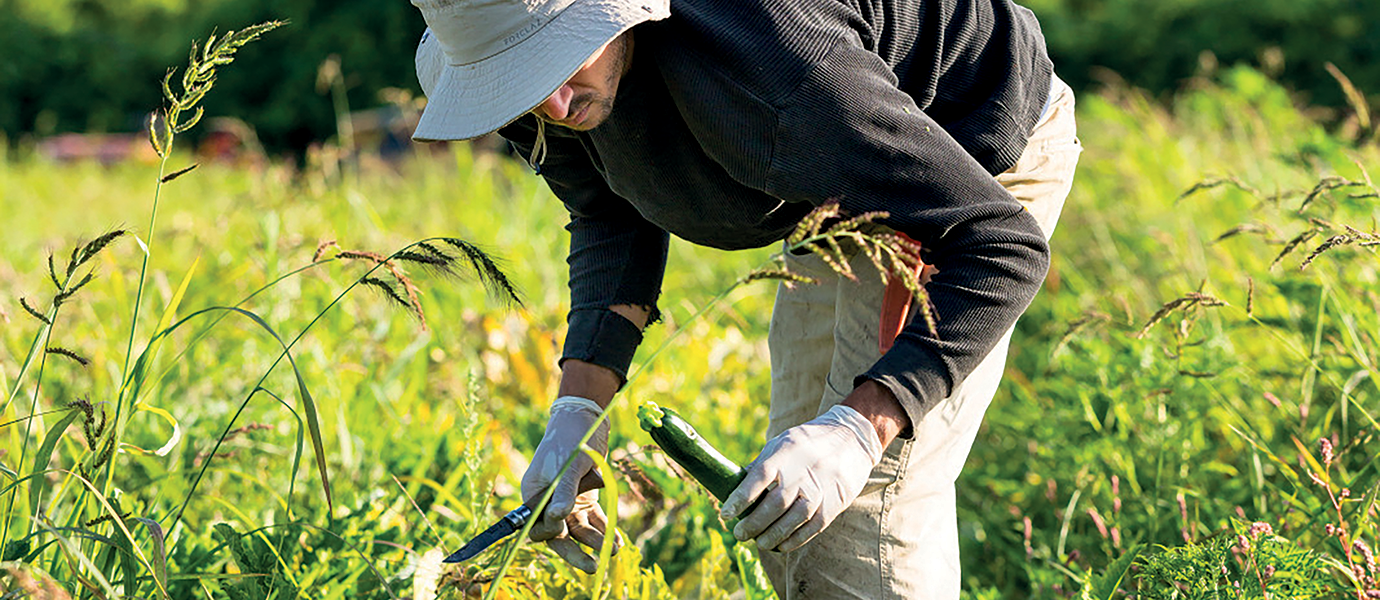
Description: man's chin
xmin=554 ymin=102 xmax=613 ymax=131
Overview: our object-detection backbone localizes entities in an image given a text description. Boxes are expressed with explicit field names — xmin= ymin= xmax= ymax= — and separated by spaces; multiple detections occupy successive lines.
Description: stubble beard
xmin=562 ymin=34 xmax=631 ymax=131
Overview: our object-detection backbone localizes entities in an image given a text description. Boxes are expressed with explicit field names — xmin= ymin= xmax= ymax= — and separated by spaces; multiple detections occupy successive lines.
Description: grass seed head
xmin=53 ymin=272 xmax=94 ymax=308
xmin=1178 ymin=176 xmax=1261 ymax=203
xmin=19 ymin=297 xmax=51 ymax=325
xmin=313 ymin=239 xmax=339 ymax=262
xmin=152 ymin=21 xmax=283 ymax=156
xmin=1300 ymin=234 xmax=1358 ymax=270
xmin=359 ymin=276 xmax=414 ymax=314
xmin=47 ymin=254 xmax=61 ymax=289
xmin=741 ymin=267 xmax=817 ymax=289
xmin=440 ymin=238 xmax=523 ymax=308
xmin=1271 ymin=228 xmax=1319 ymax=270
xmin=75 ymin=230 xmax=127 ymax=269
xmin=1135 ymin=292 xmax=1227 ymax=339
xmin=45 ymin=347 xmax=90 ymax=367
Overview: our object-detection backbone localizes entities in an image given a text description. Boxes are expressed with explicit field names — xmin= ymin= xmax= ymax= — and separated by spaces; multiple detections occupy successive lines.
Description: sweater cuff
xmin=561 ymin=308 xmax=645 ymax=384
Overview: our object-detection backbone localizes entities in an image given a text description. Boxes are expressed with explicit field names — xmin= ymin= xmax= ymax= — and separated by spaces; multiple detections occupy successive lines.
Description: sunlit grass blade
xmin=585 ymin=448 xmax=619 ymax=600
xmin=32 ymin=520 xmax=119 ymax=598
xmin=170 ymin=307 xmax=332 ymax=515
xmin=129 ymin=403 xmax=182 ymax=457
xmin=68 ymin=471 xmax=170 ymax=599
xmin=26 ymin=408 xmax=83 ymax=525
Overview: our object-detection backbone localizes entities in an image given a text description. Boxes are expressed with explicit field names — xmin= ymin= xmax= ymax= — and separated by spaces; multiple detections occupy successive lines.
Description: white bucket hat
xmin=412 ymin=0 xmax=670 ymax=142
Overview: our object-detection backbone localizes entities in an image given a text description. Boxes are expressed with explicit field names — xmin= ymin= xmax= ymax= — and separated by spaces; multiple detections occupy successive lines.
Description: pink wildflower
xmin=1264 ymin=391 xmax=1282 ymax=408
xmin=1088 ymin=508 xmax=1110 ymax=539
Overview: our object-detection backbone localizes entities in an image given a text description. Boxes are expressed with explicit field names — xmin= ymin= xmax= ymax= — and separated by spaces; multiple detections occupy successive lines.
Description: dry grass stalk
xmin=1271 ymin=229 xmax=1320 ymax=270
xmin=1326 ymin=62 xmax=1372 ymax=134
xmin=611 ymin=455 xmax=663 ymax=507
xmin=1052 ymin=311 xmax=1111 ymax=357
xmin=1135 ymin=291 xmax=1227 ymax=339
xmin=336 ymin=250 xmax=428 ymax=327
xmin=1214 ymin=222 xmax=1276 ymax=244
xmin=1246 ymin=278 xmax=1255 ymax=317
xmin=1178 ymin=177 xmax=1260 ymax=203
xmin=1300 ymin=227 xmax=1380 ymax=270
xmin=1297 ymin=177 xmax=1373 ymax=213
xmin=764 ymin=201 xmax=934 ymax=333
xmin=312 ymin=239 xmax=340 ymax=263
xmin=2 ymin=566 xmax=72 ymax=600
xmin=192 ymin=424 xmax=268 ymax=467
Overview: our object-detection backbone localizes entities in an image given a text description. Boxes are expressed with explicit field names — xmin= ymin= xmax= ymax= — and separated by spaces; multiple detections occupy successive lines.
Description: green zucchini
xmin=637 ymin=401 xmax=747 ymax=503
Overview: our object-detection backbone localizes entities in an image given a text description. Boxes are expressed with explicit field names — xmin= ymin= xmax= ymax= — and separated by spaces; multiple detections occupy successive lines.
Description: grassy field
xmin=2 ymin=65 xmax=1378 ymax=598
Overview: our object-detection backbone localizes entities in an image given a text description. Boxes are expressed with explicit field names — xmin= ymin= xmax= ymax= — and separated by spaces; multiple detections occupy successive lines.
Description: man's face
xmin=533 ymin=33 xmax=631 ymax=131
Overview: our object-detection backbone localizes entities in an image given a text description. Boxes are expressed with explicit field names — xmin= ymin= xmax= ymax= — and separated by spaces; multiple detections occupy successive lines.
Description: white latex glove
xmin=520 ymin=396 xmax=621 ymax=573
xmin=720 ymin=404 xmax=885 ymax=552
xmin=544 ymin=489 xmax=619 ymax=574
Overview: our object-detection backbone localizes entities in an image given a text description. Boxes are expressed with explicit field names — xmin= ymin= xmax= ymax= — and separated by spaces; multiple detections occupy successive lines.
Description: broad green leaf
xmin=1083 ymin=544 xmax=1143 ymax=600
xmin=732 ymin=543 xmax=773 ymax=600
xmin=130 ymin=517 xmax=169 ymax=599
xmin=27 ymin=407 xmax=83 ymax=515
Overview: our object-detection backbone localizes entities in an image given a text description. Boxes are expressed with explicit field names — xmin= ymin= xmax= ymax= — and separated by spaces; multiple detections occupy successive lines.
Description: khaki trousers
xmin=759 ymin=75 xmax=1081 ymax=600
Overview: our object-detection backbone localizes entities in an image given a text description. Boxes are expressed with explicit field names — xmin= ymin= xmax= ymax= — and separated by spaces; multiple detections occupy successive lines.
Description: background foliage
xmin=2 ymin=59 xmax=1378 ymax=596
xmin=0 ymin=0 xmax=426 ymax=151
xmin=3 ymin=1 xmax=1380 ymax=597
xmin=1 ymin=0 xmax=1377 ymax=152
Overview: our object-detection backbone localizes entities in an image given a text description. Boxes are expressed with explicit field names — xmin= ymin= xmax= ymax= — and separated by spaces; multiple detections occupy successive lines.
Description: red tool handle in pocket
xmin=879 ymin=233 xmax=924 ymax=355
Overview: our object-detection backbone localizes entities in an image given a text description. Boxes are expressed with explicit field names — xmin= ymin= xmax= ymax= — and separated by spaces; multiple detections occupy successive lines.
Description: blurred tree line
xmin=0 ymin=0 xmax=426 ymax=152
xmin=0 ymin=0 xmax=1375 ymax=153
xmin=1026 ymin=0 xmax=1379 ymax=112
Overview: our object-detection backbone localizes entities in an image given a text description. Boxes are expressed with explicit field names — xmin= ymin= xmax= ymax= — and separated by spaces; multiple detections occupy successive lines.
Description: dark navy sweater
xmin=499 ymin=0 xmax=1054 ymax=427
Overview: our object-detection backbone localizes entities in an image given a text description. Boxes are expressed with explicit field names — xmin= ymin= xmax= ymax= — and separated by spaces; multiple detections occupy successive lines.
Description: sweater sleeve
xmin=499 ymin=116 xmax=670 ymax=383
xmin=765 ymin=33 xmax=1051 ymax=428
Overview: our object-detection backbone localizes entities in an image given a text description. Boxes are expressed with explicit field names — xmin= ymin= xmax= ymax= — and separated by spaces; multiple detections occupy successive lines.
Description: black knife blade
xmin=443 ymin=505 xmax=533 ymax=563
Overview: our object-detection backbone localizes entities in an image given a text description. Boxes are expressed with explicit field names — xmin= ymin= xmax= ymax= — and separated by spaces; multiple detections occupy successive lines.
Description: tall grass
xmin=1 ymin=62 xmax=1377 ymax=597
xmin=964 ymin=66 xmax=1379 ymax=597
xmin=0 ymin=22 xmax=528 ymax=598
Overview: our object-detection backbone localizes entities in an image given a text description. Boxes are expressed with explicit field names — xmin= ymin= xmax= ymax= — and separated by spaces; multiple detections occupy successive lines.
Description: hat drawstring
xmin=528 ymin=118 xmax=549 ymax=174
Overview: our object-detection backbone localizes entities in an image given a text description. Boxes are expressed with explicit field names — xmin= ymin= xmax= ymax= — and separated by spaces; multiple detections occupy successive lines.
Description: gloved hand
xmin=520 ymin=396 xmax=621 ymax=573
xmin=720 ymin=404 xmax=885 ymax=552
